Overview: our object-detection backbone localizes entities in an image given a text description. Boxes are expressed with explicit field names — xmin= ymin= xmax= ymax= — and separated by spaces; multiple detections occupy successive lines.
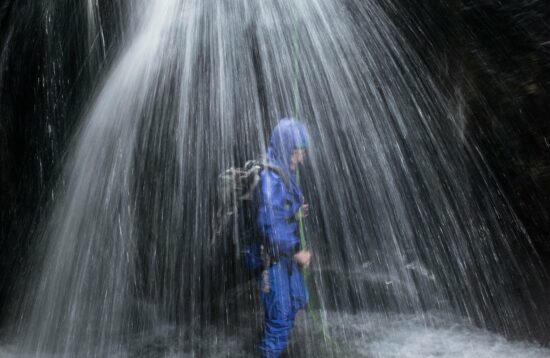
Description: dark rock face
xmin=386 ymin=0 xmax=550 ymax=254
xmin=461 ymin=1 xmax=550 ymax=256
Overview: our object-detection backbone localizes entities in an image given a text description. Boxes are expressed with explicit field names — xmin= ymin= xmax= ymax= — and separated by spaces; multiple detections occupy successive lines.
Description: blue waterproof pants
xmin=258 ymin=258 xmax=308 ymax=358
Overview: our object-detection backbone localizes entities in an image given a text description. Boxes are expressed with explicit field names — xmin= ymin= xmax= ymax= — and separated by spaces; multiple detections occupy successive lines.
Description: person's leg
xmin=258 ymin=260 xmax=293 ymax=358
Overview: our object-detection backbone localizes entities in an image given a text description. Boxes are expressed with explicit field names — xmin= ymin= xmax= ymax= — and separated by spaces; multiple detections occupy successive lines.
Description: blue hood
xmin=266 ymin=118 xmax=309 ymax=178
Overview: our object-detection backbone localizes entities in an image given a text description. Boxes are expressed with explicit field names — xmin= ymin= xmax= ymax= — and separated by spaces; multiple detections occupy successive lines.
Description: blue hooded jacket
xmin=257 ymin=118 xmax=309 ymax=257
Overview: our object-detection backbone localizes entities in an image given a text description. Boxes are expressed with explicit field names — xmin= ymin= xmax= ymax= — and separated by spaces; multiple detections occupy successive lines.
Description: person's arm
xmin=263 ymin=177 xmax=295 ymax=221
xmin=259 ymin=173 xmax=299 ymax=255
xmin=259 ymin=173 xmax=313 ymax=266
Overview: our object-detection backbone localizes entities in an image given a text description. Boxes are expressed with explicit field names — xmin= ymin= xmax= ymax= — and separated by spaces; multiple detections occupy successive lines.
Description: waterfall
xmin=3 ymin=0 xmax=546 ymax=356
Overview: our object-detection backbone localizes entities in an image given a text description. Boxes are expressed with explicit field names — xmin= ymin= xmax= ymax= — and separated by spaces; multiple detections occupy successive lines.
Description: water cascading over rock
xmin=3 ymin=0 xmax=544 ymax=356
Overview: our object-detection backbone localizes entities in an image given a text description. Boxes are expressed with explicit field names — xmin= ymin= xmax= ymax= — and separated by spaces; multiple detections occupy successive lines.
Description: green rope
xmin=296 ymin=169 xmax=335 ymax=347
xmin=296 ymin=169 xmax=307 ymax=250
xmin=290 ymin=7 xmax=336 ymax=349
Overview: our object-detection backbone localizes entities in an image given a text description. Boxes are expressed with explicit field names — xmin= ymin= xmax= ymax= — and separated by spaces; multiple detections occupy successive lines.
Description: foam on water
xmin=5 ymin=312 xmax=548 ymax=357
xmin=331 ymin=313 xmax=550 ymax=358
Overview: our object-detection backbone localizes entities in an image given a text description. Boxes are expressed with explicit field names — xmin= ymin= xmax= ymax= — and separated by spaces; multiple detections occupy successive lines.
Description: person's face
xmin=290 ymin=148 xmax=306 ymax=168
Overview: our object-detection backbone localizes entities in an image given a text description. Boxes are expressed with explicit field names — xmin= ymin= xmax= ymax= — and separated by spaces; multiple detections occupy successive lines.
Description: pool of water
xmin=4 ymin=311 xmax=548 ymax=357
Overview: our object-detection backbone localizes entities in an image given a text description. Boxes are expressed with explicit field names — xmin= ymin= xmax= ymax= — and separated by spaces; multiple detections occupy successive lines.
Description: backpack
xmin=212 ymin=160 xmax=288 ymax=272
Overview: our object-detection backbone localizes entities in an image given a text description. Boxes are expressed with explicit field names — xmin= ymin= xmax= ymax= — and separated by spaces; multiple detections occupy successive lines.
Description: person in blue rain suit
xmin=256 ymin=118 xmax=312 ymax=358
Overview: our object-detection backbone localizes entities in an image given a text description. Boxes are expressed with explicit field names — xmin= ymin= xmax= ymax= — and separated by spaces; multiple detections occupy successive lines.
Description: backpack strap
xmin=238 ymin=161 xmax=289 ymax=200
xmin=261 ymin=163 xmax=289 ymax=188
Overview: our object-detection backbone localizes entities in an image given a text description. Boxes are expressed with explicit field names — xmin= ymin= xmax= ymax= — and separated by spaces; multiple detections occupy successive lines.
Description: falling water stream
xmin=2 ymin=0 xmax=548 ymax=357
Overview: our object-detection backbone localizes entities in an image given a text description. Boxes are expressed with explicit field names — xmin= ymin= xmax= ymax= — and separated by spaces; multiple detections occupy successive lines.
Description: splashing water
xmin=3 ymin=0 xmax=546 ymax=356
